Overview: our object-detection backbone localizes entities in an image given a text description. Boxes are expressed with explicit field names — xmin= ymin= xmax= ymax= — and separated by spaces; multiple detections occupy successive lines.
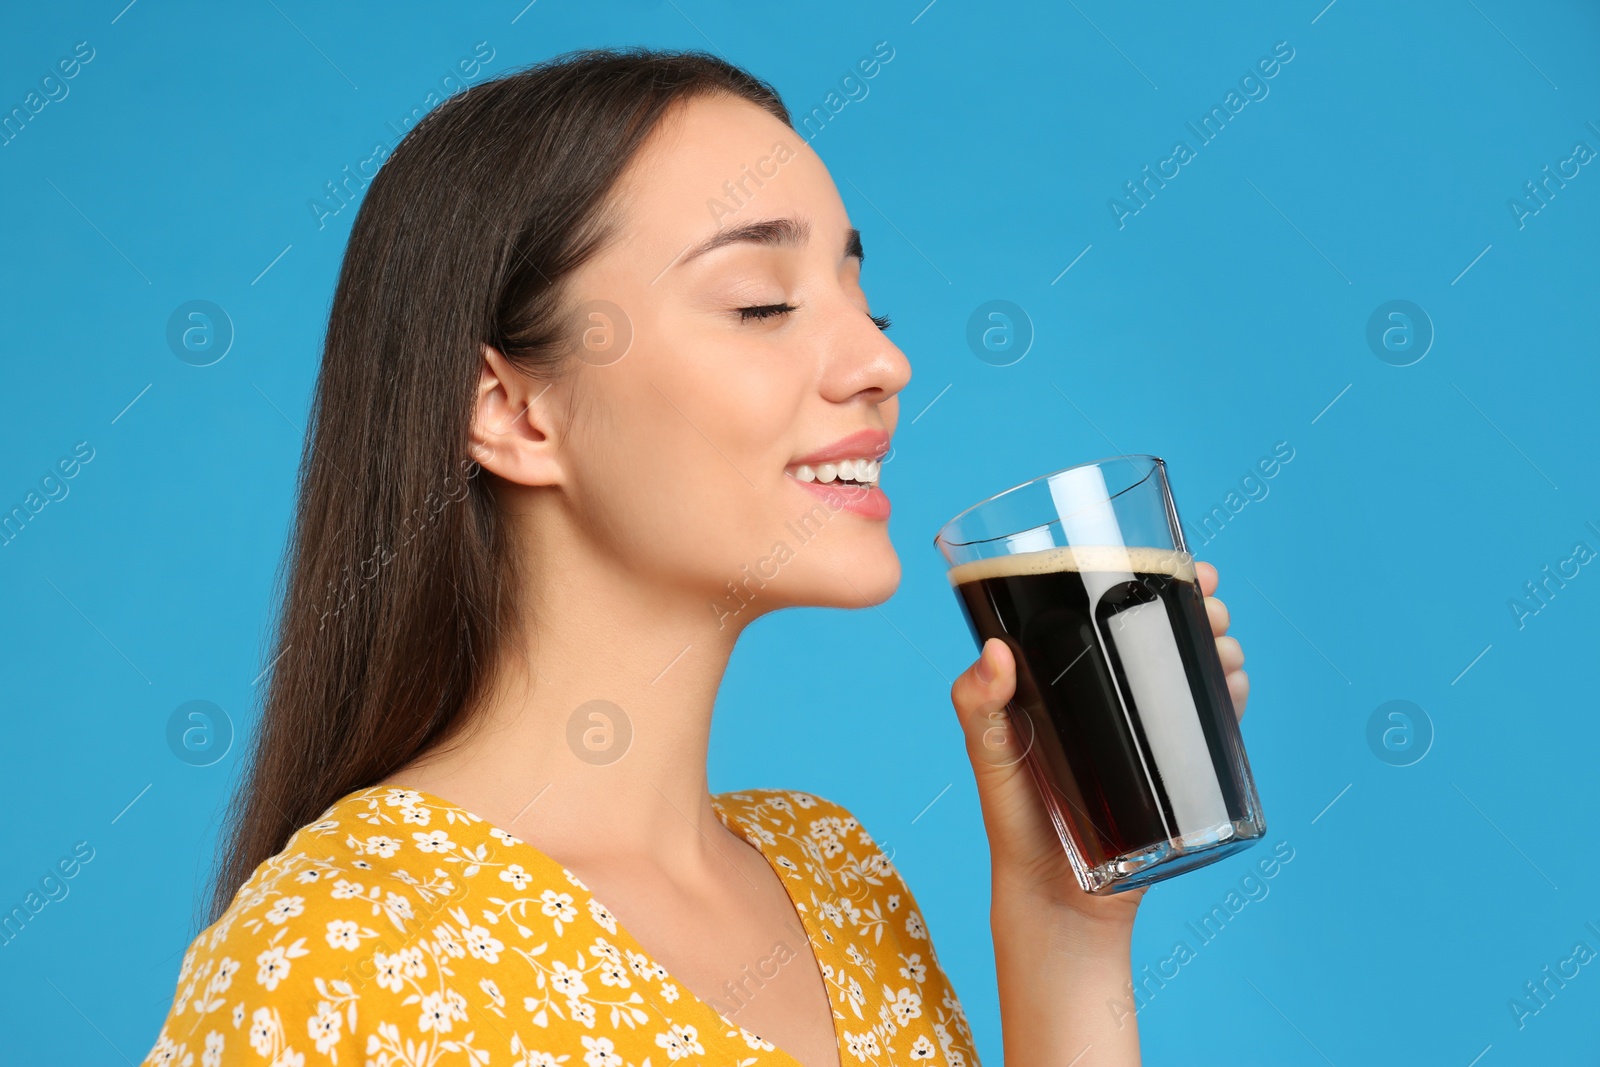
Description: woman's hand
xmin=949 ymin=559 xmax=1248 ymax=925
xmin=959 ymin=559 xmax=1247 ymax=1064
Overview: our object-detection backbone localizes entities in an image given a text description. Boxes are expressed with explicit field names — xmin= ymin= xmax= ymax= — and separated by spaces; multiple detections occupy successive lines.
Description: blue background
xmin=2 ymin=1 xmax=1596 ymax=1063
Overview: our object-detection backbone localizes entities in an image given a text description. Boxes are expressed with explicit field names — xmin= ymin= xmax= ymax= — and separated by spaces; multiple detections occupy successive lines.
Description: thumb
xmin=951 ymin=639 xmax=1077 ymax=896
xmin=950 ymin=637 xmax=1033 ymax=786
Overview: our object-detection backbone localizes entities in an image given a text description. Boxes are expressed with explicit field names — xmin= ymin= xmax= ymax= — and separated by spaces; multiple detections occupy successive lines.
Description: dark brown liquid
xmin=952 ymin=547 xmax=1256 ymax=871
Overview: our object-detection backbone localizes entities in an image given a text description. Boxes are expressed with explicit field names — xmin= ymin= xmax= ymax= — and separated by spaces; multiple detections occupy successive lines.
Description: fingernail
xmin=975 ymin=641 xmax=995 ymax=683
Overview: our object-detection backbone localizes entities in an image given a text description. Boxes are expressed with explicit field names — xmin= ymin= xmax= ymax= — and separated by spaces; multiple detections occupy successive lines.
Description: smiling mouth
xmin=785 ymin=457 xmax=881 ymax=489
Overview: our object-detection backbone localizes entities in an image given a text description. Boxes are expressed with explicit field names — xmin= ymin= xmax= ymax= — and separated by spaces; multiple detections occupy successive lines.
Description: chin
xmin=821 ymin=543 xmax=903 ymax=609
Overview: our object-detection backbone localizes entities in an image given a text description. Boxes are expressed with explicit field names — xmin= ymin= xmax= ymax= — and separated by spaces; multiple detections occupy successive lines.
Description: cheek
xmin=569 ymin=345 xmax=804 ymax=582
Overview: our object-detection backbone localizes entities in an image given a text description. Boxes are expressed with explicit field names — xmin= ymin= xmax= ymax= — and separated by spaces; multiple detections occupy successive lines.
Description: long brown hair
xmin=207 ymin=47 xmax=791 ymax=927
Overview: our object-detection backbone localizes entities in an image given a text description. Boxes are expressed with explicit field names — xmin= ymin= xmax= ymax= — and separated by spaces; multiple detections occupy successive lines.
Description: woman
xmin=142 ymin=47 xmax=1249 ymax=1067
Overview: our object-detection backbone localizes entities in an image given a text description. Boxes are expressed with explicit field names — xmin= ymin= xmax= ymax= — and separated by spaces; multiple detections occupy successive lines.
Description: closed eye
xmin=737 ymin=303 xmax=797 ymax=322
xmin=736 ymin=303 xmax=892 ymax=332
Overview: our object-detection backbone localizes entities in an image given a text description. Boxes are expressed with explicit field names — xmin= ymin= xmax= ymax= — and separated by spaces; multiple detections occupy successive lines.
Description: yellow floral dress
xmin=141 ymin=786 xmax=982 ymax=1067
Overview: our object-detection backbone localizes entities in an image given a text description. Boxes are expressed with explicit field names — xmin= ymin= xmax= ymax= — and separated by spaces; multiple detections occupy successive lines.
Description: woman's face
xmin=525 ymin=92 xmax=912 ymax=628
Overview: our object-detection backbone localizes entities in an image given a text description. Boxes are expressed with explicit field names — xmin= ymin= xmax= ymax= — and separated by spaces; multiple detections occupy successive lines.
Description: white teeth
xmin=788 ymin=457 xmax=881 ymax=488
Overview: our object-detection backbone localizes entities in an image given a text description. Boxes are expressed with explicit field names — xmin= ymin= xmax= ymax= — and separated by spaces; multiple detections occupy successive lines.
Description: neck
xmin=389 ymin=493 xmax=755 ymax=876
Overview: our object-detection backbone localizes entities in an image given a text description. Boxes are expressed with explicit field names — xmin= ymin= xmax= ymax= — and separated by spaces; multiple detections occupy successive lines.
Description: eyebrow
xmin=676 ymin=216 xmax=864 ymax=267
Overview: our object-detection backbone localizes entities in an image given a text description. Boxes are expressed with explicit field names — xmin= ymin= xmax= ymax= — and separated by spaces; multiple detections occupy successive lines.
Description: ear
xmin=468 ymin=343 xmax=567 ymax=488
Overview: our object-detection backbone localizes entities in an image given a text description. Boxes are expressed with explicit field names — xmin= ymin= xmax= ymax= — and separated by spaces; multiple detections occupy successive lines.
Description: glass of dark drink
xmin=934 ymin=454 xmax=1267 ymax=893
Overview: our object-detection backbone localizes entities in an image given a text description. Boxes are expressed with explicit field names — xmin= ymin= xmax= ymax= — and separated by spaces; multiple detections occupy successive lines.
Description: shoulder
xmin=140 ymin=786 xmax=496 ymax=1066
xmin=713 ymin=787 xmax=914 ymax=932
xmin=715 ymin=788 xmax=983 ymax=1065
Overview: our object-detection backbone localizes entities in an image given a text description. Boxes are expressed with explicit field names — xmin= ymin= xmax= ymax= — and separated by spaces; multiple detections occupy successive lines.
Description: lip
xmin=790 ymin=477 xmax=891 ymax=520
xmin=788 ymin=428 xmax=891 ymax=469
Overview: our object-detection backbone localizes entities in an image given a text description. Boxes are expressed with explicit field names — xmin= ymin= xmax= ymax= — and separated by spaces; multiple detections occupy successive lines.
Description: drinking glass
xmin=933 ymin=454 xmax=1267 ymax=893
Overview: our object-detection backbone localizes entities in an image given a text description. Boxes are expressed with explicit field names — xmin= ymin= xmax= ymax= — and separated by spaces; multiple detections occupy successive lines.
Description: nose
xmin=818 ymin=295 xmax=912 ymax=411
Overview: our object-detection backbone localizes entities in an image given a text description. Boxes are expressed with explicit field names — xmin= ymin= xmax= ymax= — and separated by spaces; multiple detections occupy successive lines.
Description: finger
xmin=1216 ymin=635 xmax=1244 ymax=673
xmin=950 ymin=639 xmax=1068 ymax=879
xmin=950 ymin=638 xmax=1023 ymax=773
xmin=1227 ymin=669 xmax=1249 ymax=721
xmin=1205 ymin=595 xmax=1230 ymax=638
xmin=1195 ymin=559 xmax=1218 ymax=597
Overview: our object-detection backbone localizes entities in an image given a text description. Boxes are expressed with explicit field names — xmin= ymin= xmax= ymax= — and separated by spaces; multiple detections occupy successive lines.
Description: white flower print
xmin=384 ymin=788 xmax=424 ymax=808
xmin=325 ymin=919 xmax=360 ymax=951
xmin=590 ymin=937 xmax=621 ymax=964
xmin=330 ymin=879 xmax=364 ymax=899
xmin=737 ymin=1026 xmax=776 ymax=1051
xmin=587 ymin=897 xmax=617 ymax=933
xmin=548 ymin=961 xmax=588 ymax=998
xmin=654 ymin=1023 xmax=704 ymax=1060
xmin=540 ymin=889 xmax=577 ymax=932
xmin=809 ymin=816 xmax=847 ymax=840
xmin=597 ymin=958 xmax=630 ymax=988
xmin=364 ymin=835 xmax=401 ymax=858
xmin=418 ymin=991 xmax=453 ymax=1033
xmin=201 ymin=1030 xmax=225 ymax=1067
xmin=847 ymin=976 xmax=865 ymax=1012
xmin=844 ymin=1029 xmax=881 ymax=1060
xmin=413 ymin=829 xmax=453 ymax=853
xmin=148 ymin=1033 xmax=185 ymax=1066
xmin=141 ymin=785 xmax=986 ymax=1067
xmin=383 ymin=891 xmax=415 ymax=924
xmin=308 ymin=1000 xmax=342 ymax=1053
xmin=433 ymin=924 xmax=465 ymax=958
xmin=499 ymin=863 xmax=533 ymax=891
xmin=373 ymin=951 xmax=405 ymax=992
xmin=256 ymin=947 xmax=293 ymax=991
xmin=210 ymin=956 xmax=240 ymax=995
xmin=862 ymin=852 xmax=890 ymax=879
xmin=398 ymin=945 xmax=426 ymax=977
xmin=567 ymin=998 xmax=596 ymax=1028
xmin=248 ymin=1008 xmax=274 ymax=1055
xmin=264 ymin=896 xmax=304 ymax=925
xmin=888 ymin=986 xmax=923 ymax=1026
xmin=463 ymin=924 xmax=504 ymax=963
xmin=581 ymin=1034 xmax=623 ymax=1067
